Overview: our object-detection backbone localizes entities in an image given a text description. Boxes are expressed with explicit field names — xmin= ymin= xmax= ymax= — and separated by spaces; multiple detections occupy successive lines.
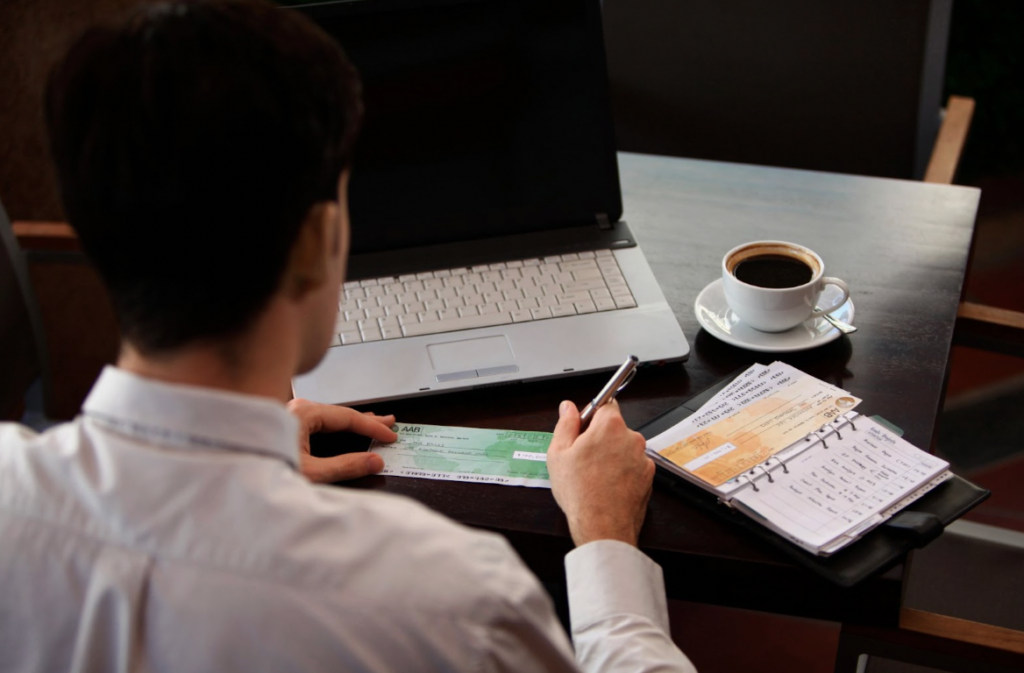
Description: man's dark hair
xmin=46 ymin=0 xmax=362 ymax=352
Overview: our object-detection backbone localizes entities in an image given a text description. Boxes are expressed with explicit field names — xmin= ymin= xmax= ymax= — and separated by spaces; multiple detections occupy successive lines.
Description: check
xmin=650 ymin=362 xmax=862 ymax=488
xmin=369 ymin=422 xmax=553 ymax=488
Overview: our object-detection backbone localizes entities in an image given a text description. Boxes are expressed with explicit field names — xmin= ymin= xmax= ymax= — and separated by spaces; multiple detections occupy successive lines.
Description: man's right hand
xmin=546 ymin=399 xmax=655 ymax=547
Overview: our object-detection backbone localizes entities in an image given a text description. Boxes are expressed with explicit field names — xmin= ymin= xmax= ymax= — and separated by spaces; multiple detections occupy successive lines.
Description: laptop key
xmin=572 ymin=268 xmax=603 ymax=281
xmin=560 ymin=259 xmax=598 ymax=272
xmin=558 ymin=291 xmax=593 ymax=304
xmin=511 ymin=309 xmax=533 ymax=323
xmin=595 ymin=297 xmax=617 ymax=311
xmin=340 ymin=331 xmax=362 ymax=345
xmin=551 ymin=304 xmax=576 ymax=318
xmin=563 ymin=279 xmax=606 ymax=292
xmin=401 ymin=312 xmax=512 ymax=337
xmin=610 ymin=285 xmax=633 ymax=297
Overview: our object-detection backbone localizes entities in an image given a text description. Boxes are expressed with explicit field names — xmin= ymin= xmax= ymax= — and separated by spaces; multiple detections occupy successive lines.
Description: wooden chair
xmin=834 ymin=523 xmax=1024 ymax=672
xmin=923 ymin=95 xmax=1024 ymax=358
xmin=8 ymin=221 xmax=118 ymax=420
xmin=0 ymin=198 xmax=49 ymax=420
xmin=832 ymin=94 xmax=1024 ymax=673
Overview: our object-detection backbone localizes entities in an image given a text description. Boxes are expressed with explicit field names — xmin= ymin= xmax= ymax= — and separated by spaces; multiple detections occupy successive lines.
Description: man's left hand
xmin=288 ymin=398 xmax=398 ymax=483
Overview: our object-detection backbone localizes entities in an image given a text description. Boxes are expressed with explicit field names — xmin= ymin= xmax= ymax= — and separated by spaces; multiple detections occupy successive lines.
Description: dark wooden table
xmin=339 ymin=152 xmax=981 ymax=626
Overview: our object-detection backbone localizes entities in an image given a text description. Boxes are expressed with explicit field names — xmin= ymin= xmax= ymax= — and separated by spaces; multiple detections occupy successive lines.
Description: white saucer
xmin=694 ymin=278 xmax=856 ymax=353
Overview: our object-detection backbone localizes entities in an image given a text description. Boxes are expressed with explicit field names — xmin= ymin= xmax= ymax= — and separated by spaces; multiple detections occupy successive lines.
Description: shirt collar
xmin=82 ymin=366 xmax=300 ymax=468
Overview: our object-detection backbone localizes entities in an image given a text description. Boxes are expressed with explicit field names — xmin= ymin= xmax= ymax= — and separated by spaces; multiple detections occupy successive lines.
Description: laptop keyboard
xmin=332 ymin=250 xmax=637 ymax=346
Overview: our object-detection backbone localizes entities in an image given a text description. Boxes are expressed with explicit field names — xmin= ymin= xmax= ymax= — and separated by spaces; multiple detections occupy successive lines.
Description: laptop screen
xmin=290 ymin=0 xmax=622 ymax=256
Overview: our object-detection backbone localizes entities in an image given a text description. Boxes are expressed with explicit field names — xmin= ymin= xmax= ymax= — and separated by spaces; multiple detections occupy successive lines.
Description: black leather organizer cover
xmin=639 ymin=376 xmax=991 ymax=587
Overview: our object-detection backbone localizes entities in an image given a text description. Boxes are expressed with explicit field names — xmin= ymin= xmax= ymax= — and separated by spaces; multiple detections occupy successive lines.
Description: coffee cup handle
xmin=809 ymin=278 xmax=850 ymax=318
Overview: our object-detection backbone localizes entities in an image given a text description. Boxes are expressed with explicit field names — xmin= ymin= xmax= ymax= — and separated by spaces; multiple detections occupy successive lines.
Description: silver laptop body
xmin=291 ymin=0 xmax=688 ymax=405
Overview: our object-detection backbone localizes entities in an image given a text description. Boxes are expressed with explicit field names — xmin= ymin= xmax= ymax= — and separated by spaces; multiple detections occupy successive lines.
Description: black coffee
xmin=734 ymin=254 xmax=813 ymax=288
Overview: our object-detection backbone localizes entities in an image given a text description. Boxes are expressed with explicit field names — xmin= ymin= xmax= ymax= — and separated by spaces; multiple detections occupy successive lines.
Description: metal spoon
xmin=816 ymin=307 xmax=857 ymax=334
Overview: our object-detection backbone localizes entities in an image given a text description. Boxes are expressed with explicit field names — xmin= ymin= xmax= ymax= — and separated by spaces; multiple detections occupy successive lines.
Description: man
xmin=0 ymin=1 xmax=696 ymax=671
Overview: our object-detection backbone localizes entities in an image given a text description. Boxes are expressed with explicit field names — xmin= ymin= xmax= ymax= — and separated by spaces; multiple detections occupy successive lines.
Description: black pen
xmin=579 ymin=355 xmax=640 ymax=430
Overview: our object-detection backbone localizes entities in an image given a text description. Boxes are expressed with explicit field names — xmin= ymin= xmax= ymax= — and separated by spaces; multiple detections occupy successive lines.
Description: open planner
xmin=645 ymin=363 xmax=970 ymax=559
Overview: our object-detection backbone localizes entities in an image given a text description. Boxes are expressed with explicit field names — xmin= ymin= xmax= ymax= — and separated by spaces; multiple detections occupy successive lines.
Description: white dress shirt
xmin=0 ymin=366 xmax=695 ymax=673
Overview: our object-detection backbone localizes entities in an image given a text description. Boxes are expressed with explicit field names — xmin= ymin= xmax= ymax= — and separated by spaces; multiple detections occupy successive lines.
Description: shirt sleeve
xmin=565 ymin=540 xmax=697 ymax=673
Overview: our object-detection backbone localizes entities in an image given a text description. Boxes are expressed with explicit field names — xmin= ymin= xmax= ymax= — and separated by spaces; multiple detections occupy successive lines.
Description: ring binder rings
xmin=640 ymin=371 xmax=991 ymax=587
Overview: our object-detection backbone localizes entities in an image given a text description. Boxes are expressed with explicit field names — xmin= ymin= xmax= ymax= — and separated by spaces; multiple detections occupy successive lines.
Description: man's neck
xmin=117 ymin=303 xmax=298 ymax=402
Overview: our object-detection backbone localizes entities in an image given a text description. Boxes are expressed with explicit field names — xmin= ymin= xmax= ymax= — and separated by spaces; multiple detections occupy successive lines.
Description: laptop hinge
xmin=596 ymin=213 xmax=612 ymax=230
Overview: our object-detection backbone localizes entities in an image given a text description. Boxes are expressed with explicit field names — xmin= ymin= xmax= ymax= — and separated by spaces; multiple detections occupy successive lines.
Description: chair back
xmin=0 ymin=198 xmax=48 ymax=419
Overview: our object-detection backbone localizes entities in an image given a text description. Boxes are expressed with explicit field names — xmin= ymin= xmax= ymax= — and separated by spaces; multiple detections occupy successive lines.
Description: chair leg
xmin=832 ymin=628 xmax=867 ymax=673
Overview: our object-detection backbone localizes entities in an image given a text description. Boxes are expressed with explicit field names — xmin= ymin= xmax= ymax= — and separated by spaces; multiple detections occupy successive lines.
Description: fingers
xmin=588 ymin=398 xmax=626 ymax=430
xmin=549 ymin=400 xmax=580 ymax=454
xmin=289 ymin=400 xmax=398 ymax=443
xmin=342 ymin=412 xmax=399 ymax=443
xmin=301 ymin=451 xmax=385 ymax=484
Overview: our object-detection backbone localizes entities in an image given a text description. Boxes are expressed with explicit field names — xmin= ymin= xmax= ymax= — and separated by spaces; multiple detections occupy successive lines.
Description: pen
xmin=579 ymin=355 xmax=640 ymax=430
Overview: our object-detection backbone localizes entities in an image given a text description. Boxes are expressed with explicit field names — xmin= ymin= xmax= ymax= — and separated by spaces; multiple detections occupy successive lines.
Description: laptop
xmin=290 ymin=0 xmax=689 ymax=406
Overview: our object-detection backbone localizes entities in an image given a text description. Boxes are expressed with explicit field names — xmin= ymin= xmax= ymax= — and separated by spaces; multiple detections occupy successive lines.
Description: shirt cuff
xmin=564 ymin=539 xmax=670 ymax=632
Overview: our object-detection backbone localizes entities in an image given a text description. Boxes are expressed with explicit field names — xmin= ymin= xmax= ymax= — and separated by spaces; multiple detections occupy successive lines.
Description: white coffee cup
xmin=721 ymin=240 xmax=850 ymax=333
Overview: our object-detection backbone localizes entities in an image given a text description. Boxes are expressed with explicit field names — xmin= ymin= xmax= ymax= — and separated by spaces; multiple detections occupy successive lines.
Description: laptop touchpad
xmin=428 ymin=336 xmax=515 ymax=373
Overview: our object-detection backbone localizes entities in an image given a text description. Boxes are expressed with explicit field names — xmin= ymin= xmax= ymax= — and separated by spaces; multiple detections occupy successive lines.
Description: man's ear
xmin=284 ymin=201 xmax=339 ymax=300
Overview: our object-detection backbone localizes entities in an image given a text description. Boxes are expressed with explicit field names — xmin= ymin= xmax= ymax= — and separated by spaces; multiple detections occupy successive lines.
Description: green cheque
xmin=369 ymin=422 xmax=553 ymax=488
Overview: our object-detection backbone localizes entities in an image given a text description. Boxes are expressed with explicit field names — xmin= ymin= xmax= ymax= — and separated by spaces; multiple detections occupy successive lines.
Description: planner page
xmin=730 ymin=414 xmax=951 ymax=554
